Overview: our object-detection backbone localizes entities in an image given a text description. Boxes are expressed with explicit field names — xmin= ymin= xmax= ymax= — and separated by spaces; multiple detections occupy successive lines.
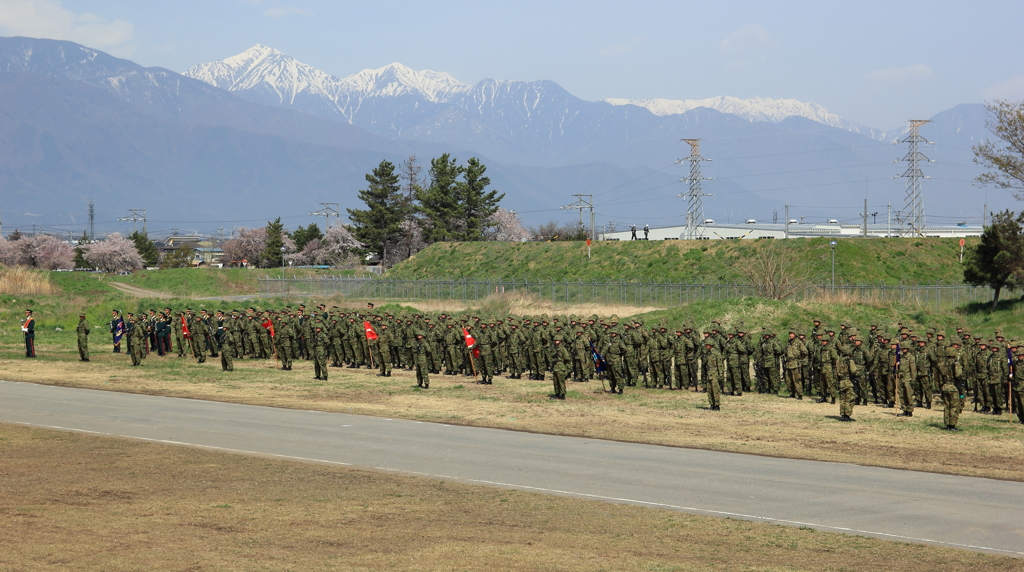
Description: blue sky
xmin=2 ymin=0 xmax=1022 ymax=129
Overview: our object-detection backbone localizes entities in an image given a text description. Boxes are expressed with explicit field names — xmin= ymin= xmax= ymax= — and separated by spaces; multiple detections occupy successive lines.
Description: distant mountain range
xmin=0 ymin=36 xmax=1003 ymax=237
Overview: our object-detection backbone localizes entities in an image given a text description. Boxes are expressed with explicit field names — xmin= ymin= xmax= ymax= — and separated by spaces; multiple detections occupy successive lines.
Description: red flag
xmin=262 ymin=318 xmax=275 ymax=337
xmin=364 ymin=321 xmax=378 ymax=341
xmin=463 ymin=327 xmax=480 ymax=359
xmin=181 ymin=315 xmax=191 ymax=339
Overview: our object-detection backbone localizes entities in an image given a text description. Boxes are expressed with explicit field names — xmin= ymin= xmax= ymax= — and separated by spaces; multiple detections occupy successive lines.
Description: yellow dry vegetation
xmin=0 ymin=266 xmax=59 ymax=296
xmin=1 ymin=423 xmax=1018 ymax=572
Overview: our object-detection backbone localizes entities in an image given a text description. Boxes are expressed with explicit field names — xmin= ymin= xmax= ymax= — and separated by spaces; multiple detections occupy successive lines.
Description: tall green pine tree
xmin=262 ymin=217 xmax=285 ymax=268
xmin=129 ymin=230 xmax=160 ymax=267
xmin=417 ymin=154 xmax=465 ymax=243
xmin=347 ymin=160 xmax=408 ymax=260
xmin=459 ymin=157 xmax=504 ymax=241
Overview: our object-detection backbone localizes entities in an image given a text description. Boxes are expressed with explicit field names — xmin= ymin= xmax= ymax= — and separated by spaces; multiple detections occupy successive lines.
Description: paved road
xmin=2 ymin=380 xmax=1022 ymax=557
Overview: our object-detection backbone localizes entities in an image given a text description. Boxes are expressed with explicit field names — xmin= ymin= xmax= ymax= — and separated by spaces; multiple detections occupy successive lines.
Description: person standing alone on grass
xmin=22 ymin=309 xmax=35 ymax=358
xmin=76 ymin=312 xmax=90 ymax=361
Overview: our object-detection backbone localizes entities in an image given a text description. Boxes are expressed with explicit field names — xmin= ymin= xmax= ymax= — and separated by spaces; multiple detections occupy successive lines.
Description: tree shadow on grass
xmin=958 ymin=294 xmax=1024 ymax=315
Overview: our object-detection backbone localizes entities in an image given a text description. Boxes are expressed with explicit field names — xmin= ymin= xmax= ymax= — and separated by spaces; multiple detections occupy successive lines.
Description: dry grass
xmin=0 ymin=267 xmax=59 ymax=296
xmin=403 ymin=291 xmax=662 ymax=318
xmin=3 ymin=333 xmax=1023 ymax=482
xmin=1 ymin=423 xmax=1017 ymax=571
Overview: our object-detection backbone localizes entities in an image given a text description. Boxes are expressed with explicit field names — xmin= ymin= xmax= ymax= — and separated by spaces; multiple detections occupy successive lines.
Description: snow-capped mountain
xmin=185 ymin=44 xmax=470 ymax=123
xmin=602 ymin=96 xmax=878 ymax=137
xmin=184 ymin=45 xmax=881 ymax=144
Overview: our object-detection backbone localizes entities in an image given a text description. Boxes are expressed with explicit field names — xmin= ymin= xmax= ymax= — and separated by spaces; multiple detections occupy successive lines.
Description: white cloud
xmin=0 ymin=0 xmax=133 ymax=50
xmin=265 ymin=6 xmax=309 ymax=18
xmin=599 ymin=35 xmax=647 ymax=56
xmin=865 ymin=64 xmax=933 ymax=85
xmin=719 ymin=24 xmax=775 ymax=55
xmin=982 ymin=76 xmax=1024 ymax=101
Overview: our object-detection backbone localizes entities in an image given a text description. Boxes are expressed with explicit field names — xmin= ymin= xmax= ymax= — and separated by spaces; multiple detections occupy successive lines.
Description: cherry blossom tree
xmin=82 ymin=233 xmax=145 ymax=273
xmin=0 ymin=235 xmax=74 ymax=269
xmin=484 ymin=208 xmax=531 ymax=242
xmin=220 ymin=227 xmax=267 ymax=267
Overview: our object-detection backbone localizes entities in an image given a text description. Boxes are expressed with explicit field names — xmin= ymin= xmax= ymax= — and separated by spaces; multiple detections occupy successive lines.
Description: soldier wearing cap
xmin=76 ymin=311 xmax=90 ymax=361
xmin=313 ymin=322 xmax=329 ymax=381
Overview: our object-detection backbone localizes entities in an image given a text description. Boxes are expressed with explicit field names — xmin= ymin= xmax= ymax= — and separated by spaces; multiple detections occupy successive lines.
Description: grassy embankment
xmin=387 ymin=236 xmax=976 ymax=284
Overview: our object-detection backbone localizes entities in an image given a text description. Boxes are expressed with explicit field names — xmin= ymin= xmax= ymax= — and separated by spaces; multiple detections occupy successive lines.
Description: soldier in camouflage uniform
xmin=817 ymin=337 xmax=838 ymax=404
xmin=784 ymin=331 xmax=806 ymax=399
xmin=77 ymin=312 xmax=91 ymax=361
xmin=941 ymin=342 xmax=964 ymax=430
xmin=703 ymin=341 xmax=723 ymax=410
xmin=549 ymin=338 xmax=570 ymax=400
xmin=413 ymin=332 xmax=433 ymax=389
xmin=313 ymin=323 xmax=329 ymax=381
xmin=897 ymin=346 xmax=918 ymax=417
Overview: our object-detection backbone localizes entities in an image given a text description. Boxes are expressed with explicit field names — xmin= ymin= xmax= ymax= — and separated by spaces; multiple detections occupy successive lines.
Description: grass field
xmin=386 ymin=237 xmax=977 ymax=285
xmin=2 ymin=423 xmax=1019 ymax=572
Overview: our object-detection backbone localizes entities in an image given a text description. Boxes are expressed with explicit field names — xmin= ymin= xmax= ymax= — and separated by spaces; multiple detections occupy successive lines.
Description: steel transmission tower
xmin=896 ymin=120 xmax=933 ymax=236
xmin=677 ymin=139 xmax=713 ymax=239
xmin=87 ymin=199 xmax=95 ymax=240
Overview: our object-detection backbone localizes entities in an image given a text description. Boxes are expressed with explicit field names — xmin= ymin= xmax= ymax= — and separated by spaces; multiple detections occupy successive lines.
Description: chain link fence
xmin=257 ymin=276 xmax=994 ymax=310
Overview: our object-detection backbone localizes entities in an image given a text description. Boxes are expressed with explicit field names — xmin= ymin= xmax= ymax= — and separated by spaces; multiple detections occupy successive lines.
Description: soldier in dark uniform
xmin=22 ymin=309 xmax=36 ymax=357
xmin=110 ymin=309 xmax=123 ymax=353
xmin=76 ymin=311 xmax=90 ymax=361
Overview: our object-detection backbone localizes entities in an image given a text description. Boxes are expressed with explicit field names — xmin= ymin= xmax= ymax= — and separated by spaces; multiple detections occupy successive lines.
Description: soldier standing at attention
xmin=76 ymin=311 xmax=90 ymax=361
xmin=941 ymin=342 xmax=964 ymax=430
xmin=129 ymin=316 xmax=145 ymax=366
xmin=897 ymin=346 xmax=918 ymax=417
xmin=836 ymin=345 xmax=857 ymax=421
xmin=313 ymin=323 xmax=329 ymax=381
xmin=277 ymin=313 xmax=294 ymax=371
xmin=549 ymin=338 xmax=570 ymax=400
xmin=817 ymin=337 xmax=837 ymax=404
xmin=671 ymin=328 xmax=693 ymax=390
xmin=110 ymin=309 xmax=122 ymax=353
xmin=376 ymin=323 xmax=393 ymax=377
xmin=784 ymin=330 xmax=805 ymax=399
xmin=218 ymin=311 xmax=235 ymax=372
xmin=703 ymin=340 xmax=723 ymax=410
xmin=413 ymin=331 xmax=433 ymax=389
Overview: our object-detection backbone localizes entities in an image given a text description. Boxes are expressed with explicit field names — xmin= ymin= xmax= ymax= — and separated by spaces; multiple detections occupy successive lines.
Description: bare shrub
xmin=741 ymin=245 xmax=811 ymax=301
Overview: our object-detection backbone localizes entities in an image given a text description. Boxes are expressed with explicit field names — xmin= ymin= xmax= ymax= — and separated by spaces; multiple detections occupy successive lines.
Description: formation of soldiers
xmin=95 ymin=305 xmax=1024 ymax=427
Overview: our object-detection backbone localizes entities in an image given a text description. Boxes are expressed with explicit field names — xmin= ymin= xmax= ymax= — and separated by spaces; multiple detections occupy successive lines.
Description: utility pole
xmin=87 ymin=199 xmax=95 ymax=240
xmin=895 ymin=119 xmax=934 ymax=236
xmin=785 ymin=203 xmax=790 ymax=239
xmin=862 ymin=199 xmax=868 ymax=238
xmin=677 ymin=139 xmax=713 ymax=240
xmin=887 ymin=203 xmax=891 ymax=238
xmin=560 ymin=194 xmax=594 ymax=240
xmin=118 ymin=209 xmax=146 ymax=234
xmin=309 ymin=203 xmax=340 ymax=228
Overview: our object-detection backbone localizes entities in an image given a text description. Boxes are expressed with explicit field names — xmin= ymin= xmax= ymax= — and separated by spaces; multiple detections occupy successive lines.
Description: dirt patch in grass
xmin=2 ymin=333 xmax=1023 ymax=482
xmin=0 ymin=423 xmax=1017 ymax=571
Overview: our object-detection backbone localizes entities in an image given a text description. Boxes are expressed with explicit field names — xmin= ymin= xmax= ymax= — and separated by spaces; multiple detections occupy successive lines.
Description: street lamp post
xmin=830 ymin=241 xmax=837 ymax=294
